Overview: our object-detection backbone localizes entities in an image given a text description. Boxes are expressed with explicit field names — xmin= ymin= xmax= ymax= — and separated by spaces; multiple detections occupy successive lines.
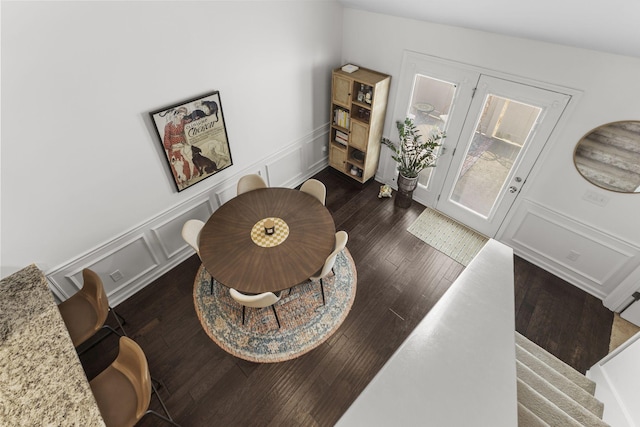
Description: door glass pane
xmin=405 ymin=74 xmax=457 ymax=188
xmin=449 ymin=95 xmax=541 ymax=218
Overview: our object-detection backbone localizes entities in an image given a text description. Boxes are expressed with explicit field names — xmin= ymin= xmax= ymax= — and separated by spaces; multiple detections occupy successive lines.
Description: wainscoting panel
xmin=267 ymin=148 xmax=304 ymax=188
xmin=303 ymin=126 xmax=330 ymax=174
xmin=267 ymin=126 xmax=328 ymax=188
xmin=46 ymin=125 xmax=329 ymax=306
xmin=85 ymin=235 xmax=159 ymax=297
xmin=215 ymin=167 xmax=268 ymax=205
xmin=216 ymin=180 xmax=242 ymax=206
xmin=50 ymin=234 xmax=159 ymax=301
xmin=500 ymin=200 xmax=640 ymax=299
xmin=152 ymin=199 xmax=213 ymax=260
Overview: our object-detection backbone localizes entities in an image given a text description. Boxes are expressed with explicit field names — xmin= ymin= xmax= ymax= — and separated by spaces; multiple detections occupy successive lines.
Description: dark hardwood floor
xmin=81 ymin=168 xmax=613 ymax=426
xmin=514 ymin=255 xmax=613 ymax=373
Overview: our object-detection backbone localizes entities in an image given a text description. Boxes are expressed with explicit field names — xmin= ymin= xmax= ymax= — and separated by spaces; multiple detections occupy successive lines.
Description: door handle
xmin=509 ymin=186 xmax=518 ymax=193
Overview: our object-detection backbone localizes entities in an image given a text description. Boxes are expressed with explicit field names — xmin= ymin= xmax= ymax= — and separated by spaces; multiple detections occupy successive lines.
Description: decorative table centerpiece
xmin=382 ymin=117 xmax=446 ymax=207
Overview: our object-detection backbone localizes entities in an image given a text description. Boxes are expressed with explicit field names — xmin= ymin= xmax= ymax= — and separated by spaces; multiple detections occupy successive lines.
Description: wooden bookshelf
xmin=329 ymin=66 xmax=390 ymax=183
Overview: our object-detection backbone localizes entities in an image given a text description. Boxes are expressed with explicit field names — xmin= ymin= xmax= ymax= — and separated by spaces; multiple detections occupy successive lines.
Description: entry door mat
xmin=407 ymin=207 xmax=488 ymax=266
xmin=193 ymin=249 xmax=356 ymax=363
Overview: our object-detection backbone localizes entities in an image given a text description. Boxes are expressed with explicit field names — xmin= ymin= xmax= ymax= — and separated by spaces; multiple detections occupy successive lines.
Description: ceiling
xmin=338 ymin=0 xmax=640 ymax=59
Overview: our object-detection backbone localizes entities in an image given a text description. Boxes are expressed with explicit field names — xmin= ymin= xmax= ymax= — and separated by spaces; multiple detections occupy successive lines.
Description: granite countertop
xmin=0 ymin=264 xmax=105 ymax=426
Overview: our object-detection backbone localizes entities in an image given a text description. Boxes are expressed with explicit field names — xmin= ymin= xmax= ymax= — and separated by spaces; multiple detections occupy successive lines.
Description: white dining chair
xmin=181 ymin=219 xmax=214 ymax=294
xmin=229 ymin=288 xmax=282 ymax=328
xmin=237 ymin=174 xmax=267 ymax=195
xmin=181 ymin=219 xmax=204 ymax=256
xmin=310 ymin=230 xmax=348 ymax=305
xmin=300 ymin=179 xmax=326 ymax=205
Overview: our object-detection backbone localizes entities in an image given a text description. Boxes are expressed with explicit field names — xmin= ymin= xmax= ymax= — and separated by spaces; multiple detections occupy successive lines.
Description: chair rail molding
xmin=47 ymin=124 xmax=329 ymax=306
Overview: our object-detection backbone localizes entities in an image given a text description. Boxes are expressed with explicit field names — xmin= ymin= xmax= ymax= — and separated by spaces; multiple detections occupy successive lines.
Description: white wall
xmin=1 ymin=1 xmax=342 ymax=279
xmin=341 ymin=8 xmax=640 ymax=302
xmin=4 ymin=2 xmax=640 ymax=306
xmin=587 ymin=332 xmax=640 ymax=426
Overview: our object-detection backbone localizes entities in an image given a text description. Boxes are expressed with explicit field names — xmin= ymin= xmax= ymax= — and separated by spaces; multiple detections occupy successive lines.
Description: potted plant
xmin=382 ymin=117 xmax=446 ymax=207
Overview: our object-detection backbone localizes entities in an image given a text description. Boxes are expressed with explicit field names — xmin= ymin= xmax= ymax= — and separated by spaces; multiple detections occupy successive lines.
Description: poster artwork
xmin=150 ymin=91 xmax=233 ymax=191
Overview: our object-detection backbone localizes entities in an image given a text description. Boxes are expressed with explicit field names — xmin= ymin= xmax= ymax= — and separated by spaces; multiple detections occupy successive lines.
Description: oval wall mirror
xmin=574 ymin=121 xmax=640 ymax=193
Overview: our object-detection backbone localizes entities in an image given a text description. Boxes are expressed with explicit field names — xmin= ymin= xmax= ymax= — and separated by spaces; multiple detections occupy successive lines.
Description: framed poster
xmin=150 ymin=91 xmax=233 ymax=191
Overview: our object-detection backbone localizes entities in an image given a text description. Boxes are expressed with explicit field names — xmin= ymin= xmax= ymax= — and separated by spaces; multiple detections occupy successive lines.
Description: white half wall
xmin=587 ymin=332 xmax=640 ymax=427
xmin=1 ymin=1 xmax=343 ymax=279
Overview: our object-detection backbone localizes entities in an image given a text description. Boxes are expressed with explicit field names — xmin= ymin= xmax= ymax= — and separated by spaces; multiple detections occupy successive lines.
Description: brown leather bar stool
xmin=90 ymin=336 xmax=180 ymax=427
xmin=57 ymin=268 xmax=126 ymax=353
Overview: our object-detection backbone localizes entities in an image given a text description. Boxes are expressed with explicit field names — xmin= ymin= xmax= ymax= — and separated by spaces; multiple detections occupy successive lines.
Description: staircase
xmin=516 ymin=332 xmax=609 ymax=427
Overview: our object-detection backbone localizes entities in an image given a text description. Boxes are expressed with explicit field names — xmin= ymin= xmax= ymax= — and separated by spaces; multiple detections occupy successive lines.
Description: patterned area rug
xmin=193 ymin=249 xmax=357 ymax=363
xmin=407 ymin=208 xmax=488 ymax=266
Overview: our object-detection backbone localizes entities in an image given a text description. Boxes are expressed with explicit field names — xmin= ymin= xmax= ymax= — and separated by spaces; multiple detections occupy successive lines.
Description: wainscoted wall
xmin=499 ymin=200 xmax=640 ymax=300
xmin=1 ymin=1 xmax=343 ymax=281
xmin=8 ymin=3 xmax=640 ymax=313
xmin=341 ymin=9 xmax=640 ymax=311
xmin=47 ymin=128 xmax=328 ymax=306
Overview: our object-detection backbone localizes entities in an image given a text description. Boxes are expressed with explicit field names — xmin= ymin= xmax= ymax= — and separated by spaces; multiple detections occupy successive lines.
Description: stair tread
xmin=517 ymin=359 xmax=604 ymax=419
xmin=515 ymin=344 xmax=603 ymax=415
xmin=517 ymin=379 xmax=609 ymax=427
xmin=517 ymin=379 xmax=586 ymax=427
xmin=516 ymin=332 xmax=596 ymax=394
xmin=518 ymin=402 xmax=550 ymax=427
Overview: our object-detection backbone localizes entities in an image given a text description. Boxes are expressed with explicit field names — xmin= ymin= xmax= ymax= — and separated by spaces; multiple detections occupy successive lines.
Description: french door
xmin=387 ymin=52 xmax=571 ymax=237
xmin=433 ymin=76 xmax=569 ymax=236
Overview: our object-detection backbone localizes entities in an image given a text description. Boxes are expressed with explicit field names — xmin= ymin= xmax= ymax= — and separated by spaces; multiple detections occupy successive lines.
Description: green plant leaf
xmin=382 ymin=117 xmax=446 ymax=178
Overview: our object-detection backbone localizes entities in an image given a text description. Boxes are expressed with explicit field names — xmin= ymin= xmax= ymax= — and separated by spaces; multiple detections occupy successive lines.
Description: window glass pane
xmin=449 ymin=95 xmax=541 ymax=217
xmin=405 ymin=74 xmax=456 ymax=188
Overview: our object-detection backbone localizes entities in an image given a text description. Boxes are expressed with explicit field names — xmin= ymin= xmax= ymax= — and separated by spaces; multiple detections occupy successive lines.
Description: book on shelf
xmin=335 ymin=130 xmax=348 ymax=140
xmin=334 ymin=135 xmax=348 ymax=146
xmin=333 ymin=108 xmax=350 ymax=129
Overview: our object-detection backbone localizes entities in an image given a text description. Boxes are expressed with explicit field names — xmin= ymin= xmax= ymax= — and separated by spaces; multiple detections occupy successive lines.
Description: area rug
xmin=407 ymin=207 xmax=488 ymax=266
xmin=193 ymin=249 xmax=357 ymax=363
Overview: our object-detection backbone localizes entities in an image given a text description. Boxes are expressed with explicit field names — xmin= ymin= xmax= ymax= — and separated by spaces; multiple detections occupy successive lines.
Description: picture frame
xmin=150 ymin=91 xmax=233 ymax=192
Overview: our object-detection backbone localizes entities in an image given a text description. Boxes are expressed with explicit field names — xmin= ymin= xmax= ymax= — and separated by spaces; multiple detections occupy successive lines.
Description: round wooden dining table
xmin=199 ymin=187 xmax=336 ymax=294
